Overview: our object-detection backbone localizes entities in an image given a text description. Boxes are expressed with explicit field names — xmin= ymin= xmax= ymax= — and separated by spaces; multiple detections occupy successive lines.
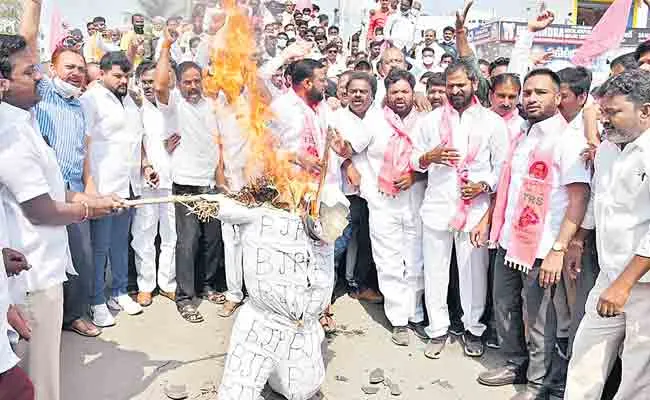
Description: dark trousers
xmin=349 ymin=195 xmax=375 ymax=290
xmin=0 ymin=366 xmax=34 ymax=400
xmin=447 ymin=245 xmax=463 ymax=327
xmin=63 ymin=220 xmax=94 ymax=325
xmin=334 ymin=195 xmax=377 ymax=291
xmin=493 ymin=247 xmax=566 ymax=398
xmin=173 ymin=183 xmax=224 ymax=307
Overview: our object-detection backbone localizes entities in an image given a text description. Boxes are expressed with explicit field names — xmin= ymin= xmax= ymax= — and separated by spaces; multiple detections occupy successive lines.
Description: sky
xmin=52 ymin=0 xmax=531 ymax=32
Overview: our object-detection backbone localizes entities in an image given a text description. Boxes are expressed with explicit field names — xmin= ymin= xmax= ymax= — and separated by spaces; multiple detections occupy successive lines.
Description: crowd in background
xmin=2 ymin=0 xmax=650 ymax=399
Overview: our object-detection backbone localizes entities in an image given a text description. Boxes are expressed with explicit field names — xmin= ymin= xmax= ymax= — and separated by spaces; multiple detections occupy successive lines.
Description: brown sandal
xmin=218 ymin=300 xmax=241 ymax=317
xmin=65 ymin=319 xmax=102 ymax=337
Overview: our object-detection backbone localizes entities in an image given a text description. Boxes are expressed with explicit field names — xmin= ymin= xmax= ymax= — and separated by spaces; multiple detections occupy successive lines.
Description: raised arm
xmin=19 ymin=0 xmax=42 ymax=60
xmin=154 ymin=28 xmax=176 ymax=105
xmin=508 ymin=10 xmax=555 ymax=79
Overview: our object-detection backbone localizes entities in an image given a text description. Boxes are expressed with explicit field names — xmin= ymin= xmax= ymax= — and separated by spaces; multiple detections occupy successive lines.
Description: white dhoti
xmin=565 ymin=274 xmax=650 ymax=400
xmin=368 ymin=206 xmax=424 ymax=327
xmin=216 ymin=200 xmax=335 ymax=400
xmin=223 ymin=222 xmax=244 ymax=303
xmin=131 ymin=187 xmax=177 ymax=293
xmin=423 ymin=227 xmax=488 ymax=338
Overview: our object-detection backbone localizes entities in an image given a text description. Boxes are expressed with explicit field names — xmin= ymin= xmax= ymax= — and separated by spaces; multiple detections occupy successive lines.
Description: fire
xmin=203 ymin=0 xmax=315 ymax=212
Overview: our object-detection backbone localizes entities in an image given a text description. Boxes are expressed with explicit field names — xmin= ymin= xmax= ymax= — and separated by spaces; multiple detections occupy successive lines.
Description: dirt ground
xmin=60 ymin=295 xmax=521 ymax=400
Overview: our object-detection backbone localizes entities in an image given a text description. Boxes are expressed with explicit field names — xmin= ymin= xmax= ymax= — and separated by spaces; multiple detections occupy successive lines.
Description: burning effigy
xmin=127 ymin=0 xmax=348 ymax=398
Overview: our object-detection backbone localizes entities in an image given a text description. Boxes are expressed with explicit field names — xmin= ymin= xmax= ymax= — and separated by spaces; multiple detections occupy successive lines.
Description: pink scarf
xmin=489 ymin=116 xmax=565 ymax=272
xmin=296 ymin=93 xmax=327 ymax=178
xmin=439 ymin=98 xmax=481 ymax=231
xmin=378 ymin=106 xmax=414 ymax=196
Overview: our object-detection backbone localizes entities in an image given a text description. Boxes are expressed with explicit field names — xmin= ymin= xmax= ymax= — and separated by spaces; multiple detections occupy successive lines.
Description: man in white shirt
xmin=130 ymin=61 xmax=177 ymax=307
xmin=553 ymin=67 xmax=598 ymax=362
xmin=0 ymin=33 xmax=122 ymax=400
xmin=331 ymin=70 xmax=426 ymax=346
xmin=81 ymin=52 xmax=148 ymax=327
xmin=564 ymin=68 xmax=650 ymax=400
xmin=384 ymin=0 xmax=417 ymax=52
xmin=412 ymin=61 xmax=507 ymax=359
xmin=477 ymin=69 xmax=590 ymax=400
xmin=155 ymin=29 xmax=225 ymax=324
xmin=212 ymin=90 xmax=252 ymax=318
xmin=269 ymin=59 xmax=340 ymax=331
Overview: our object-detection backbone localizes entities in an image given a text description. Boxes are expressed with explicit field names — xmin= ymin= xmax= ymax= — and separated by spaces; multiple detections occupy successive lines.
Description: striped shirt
xmin=33 ymin=79 xmax=87 ymax=193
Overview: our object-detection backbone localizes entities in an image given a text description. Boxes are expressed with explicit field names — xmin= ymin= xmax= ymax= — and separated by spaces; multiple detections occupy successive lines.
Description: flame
xmin=203 ymin=0 xmax=315 ymax=212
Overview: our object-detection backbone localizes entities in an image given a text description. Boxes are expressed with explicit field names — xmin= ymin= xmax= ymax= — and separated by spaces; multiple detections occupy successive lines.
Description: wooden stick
xmin=310 ymin=130 xmax=334 ymax=217
xmin=124 ymin=195 xmax=205 ymax=207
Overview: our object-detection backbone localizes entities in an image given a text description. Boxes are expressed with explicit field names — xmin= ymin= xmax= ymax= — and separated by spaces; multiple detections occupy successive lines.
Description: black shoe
xmin=477 ymin=362 xmax=527 ymax=387
xmin=408 ymin=321 xmax=428 ymax=340
xmin=463 ymin=331 xmax=485 ymax=357
xmin=448 ymin=319 xmax=465 ymax=336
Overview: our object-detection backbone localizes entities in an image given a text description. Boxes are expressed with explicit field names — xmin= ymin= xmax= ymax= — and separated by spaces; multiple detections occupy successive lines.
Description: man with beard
xmin=130 ymin=61 xmax=177 ymax=307
xmin=81 ymin=51 xmax=150 ymax=327
xmin=565 ymin=68 xmax=650 ymax=400
xmin=0 ymin=27 xmax=121 ymax=400
xmin=20 ymin=0 xmax=103 ymax=338
xmin=330 ymin=71 xmax=425 ymax=346
xmin=426 ymin=72 xmax=446 ymax=110
xmin=155 ymin=29 xmax=225 ymax=323
xmin=270 ymin=59 xmax=341 ymax=331
xmin=477 ymin=69 xmax=590 ymax=400
xmin=270 ymin=59 xmax=337 ymax=183
xmin=411 ymin=61 xmax=507 ymax=359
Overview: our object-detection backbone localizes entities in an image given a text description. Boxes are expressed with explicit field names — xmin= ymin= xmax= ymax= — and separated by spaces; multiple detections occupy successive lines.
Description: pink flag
xmin=571 ymin=0 xmax=634 ymax=66
xmin=49 ymin=6 xmax=67 ymax=56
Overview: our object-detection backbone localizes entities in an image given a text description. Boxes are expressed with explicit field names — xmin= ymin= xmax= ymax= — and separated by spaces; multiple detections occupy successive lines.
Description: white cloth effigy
xmin=215 ymin=197 xmax=334 ymax=400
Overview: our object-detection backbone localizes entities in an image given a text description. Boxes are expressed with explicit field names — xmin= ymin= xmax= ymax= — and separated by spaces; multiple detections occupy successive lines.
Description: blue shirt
xmin=33 ymin=79 xmax=87 ymax=192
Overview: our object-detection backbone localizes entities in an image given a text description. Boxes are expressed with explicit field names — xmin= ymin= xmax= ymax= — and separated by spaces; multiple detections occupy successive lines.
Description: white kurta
xmin=411 ymin=103 xmax=507 ymax=338
xmin=336 ymin=106 xmax=425 ymax=327
xmin=216 ymin=199 xmax=334 ymax=400
xmin=214 ymin=92 xmax=252 ymax=303
xmin=567 ymin=133 xmax=650 ymax=399
xmin=131 ymin=100 xmax=176 ymax=293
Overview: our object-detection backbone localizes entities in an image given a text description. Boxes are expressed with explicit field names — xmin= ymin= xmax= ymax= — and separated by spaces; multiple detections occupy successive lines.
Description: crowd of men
xmin=1 ymin=0 xmax=650 ymax=399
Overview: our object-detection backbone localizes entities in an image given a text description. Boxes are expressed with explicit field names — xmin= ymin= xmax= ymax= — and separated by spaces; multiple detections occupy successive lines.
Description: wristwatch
xmin=479 ymin=181 xmax=492 ymax=194
xmin=551 ymin=242 xmax=568 ymax=253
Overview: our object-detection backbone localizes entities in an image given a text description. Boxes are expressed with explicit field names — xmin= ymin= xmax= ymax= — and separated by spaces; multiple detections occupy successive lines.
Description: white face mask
xmin=440 ymin=61 xmax=450 ymax=69
xmin=375 ymin=34 xmax=384 ymax=42
xmin=286 ymin=31 xmax=296 ymax=39
xmin=422 ymin=56 xmax=434 ymax=65
xmin=52 ymin=77 xmax=82 ymax=99
xmin=277 ymin=38 xmax=288 ymax=48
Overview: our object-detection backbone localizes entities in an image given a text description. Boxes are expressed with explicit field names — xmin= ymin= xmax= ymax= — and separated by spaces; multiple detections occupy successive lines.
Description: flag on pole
xmin=49 ymin=5 xmax=67 ymax=56
xmin=571 ymin=0 xmax=634 ymax=66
